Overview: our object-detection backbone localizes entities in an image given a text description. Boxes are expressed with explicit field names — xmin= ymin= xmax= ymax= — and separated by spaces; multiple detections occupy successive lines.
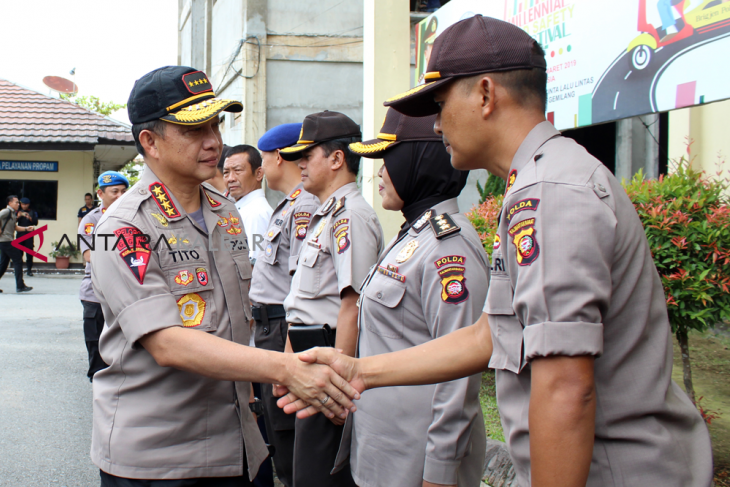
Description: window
xmin=0 ymin=180 xmax=58 ymax=220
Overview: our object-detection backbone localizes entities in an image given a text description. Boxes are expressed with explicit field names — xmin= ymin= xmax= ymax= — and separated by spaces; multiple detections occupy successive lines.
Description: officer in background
xmin=0 ymin=195 xmax=33 ymax=293
xmin=336 ymin=109 xmax=489 ymax=487
xmin=90 ymin=66 xmax=358 ymax=487
xmin=250 ymin=123 xmax=320 ymax=487
xmin=78 ymin=192 xmax=96 ymax=224
xmin=77 ymin=171 xmax=128 ymax=381
xmin=280 ymin=111 xmax=383 ymax=487
xmin=16 ymin=197 xmax=39 ymax=276
xmin=282 ymin=15 xmax=713 ymax=487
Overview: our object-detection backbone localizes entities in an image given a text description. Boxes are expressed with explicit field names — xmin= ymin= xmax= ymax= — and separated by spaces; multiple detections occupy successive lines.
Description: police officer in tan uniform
xmin=333 ymin=109 xmax=488 ymax=487
xmin=280 ymin=111 xmax=383 ymax=487
xmin=90 ymin=66 xmax=359 ymax=487
xmin=250 ymin=123 xmax=320 ymax=487
xmin=280 ymin=16 xmax=713 ymax=487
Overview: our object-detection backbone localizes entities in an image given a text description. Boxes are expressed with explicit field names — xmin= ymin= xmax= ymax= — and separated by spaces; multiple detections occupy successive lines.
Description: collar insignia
xmin=429 ymin=213 xmax=460 ymax=239
xmin=333 ymin=196 xmax=346 ymax=217
xmin=412 ymin=210 xmax=433 ymax=233
xmin=149 ymin=182 xmax=181 ymax=218
xmin=289 ymin=189 xmax=302 ymax=200
xmin=505 ymin=170 xmax=518 ymax=194
xmin=204 ymin=190 xmax=222 ymax=208
xmin=321 ymin=197 xmax=336 ymax=214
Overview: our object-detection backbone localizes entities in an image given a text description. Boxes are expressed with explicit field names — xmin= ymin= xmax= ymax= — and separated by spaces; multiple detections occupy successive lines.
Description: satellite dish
xmin=43 ymin=76 xmax=78 ymax=94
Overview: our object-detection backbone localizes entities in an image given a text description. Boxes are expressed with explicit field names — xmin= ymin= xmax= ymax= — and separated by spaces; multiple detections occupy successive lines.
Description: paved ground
xmin=0 ymin=274 xmax=97 ymax=487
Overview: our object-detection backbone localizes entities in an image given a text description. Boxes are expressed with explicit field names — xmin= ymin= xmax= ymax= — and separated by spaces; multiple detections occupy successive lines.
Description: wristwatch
xmin=249 ymin=397 xmax=264 ymax=416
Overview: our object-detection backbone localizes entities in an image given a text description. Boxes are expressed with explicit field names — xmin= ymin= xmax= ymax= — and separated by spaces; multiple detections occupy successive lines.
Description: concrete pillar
xmin=615 ymin=114 xmax=660 ymax=182
xmin=239 ymin=0 xmax=267 ymax=146
xmin=362 ymin=0 xmax=411 ymax=241
xmin=190 ymin=0 xmax=207 ymax=72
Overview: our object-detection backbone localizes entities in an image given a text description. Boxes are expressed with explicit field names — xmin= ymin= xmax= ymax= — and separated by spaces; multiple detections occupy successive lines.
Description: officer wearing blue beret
xmin=77 ymin=171 xmax=129 ymax=381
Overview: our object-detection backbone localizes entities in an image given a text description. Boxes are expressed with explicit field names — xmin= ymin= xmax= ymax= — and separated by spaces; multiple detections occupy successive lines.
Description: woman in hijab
xmin=332 ymin=109 xmax=490 ymax=487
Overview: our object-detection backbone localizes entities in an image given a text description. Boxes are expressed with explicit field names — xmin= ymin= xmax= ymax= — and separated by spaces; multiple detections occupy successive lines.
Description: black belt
xmin=251 ymin=303 xmax=286 ymax=322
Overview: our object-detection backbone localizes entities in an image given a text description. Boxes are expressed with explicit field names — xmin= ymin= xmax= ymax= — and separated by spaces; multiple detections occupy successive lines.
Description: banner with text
xmin=414 ymin=0 xmax=730 ymax=130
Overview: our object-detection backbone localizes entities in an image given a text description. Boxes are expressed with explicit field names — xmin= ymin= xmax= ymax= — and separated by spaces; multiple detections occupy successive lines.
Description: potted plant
xmin=49 ymin=241 xmax=80 ymax=269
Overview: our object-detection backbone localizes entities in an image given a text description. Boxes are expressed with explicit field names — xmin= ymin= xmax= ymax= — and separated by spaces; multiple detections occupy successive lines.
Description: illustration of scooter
xmin=627 ymin=0 xmax=730 ymax=70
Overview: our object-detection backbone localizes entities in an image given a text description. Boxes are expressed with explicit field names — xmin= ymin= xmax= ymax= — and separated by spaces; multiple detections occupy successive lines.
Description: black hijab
xmin=383 ymin=141 xmax=469 ymax=224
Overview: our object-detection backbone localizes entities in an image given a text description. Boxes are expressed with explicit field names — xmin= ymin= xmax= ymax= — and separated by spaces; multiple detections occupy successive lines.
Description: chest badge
xmin=217 ymin=217 xmax=229 ymax=228
xmin=151 ymin=212 xmax=169 ymax=227
xmin=177 ymin=293 xmax=207 ymax=327
xmin=396 ymin=239 xmax=419 ymax=263
xmin=175 ymin=269 xmax=194 ymax=286
xmin=311 ymin=218 xmax=327 ymax=240
xmin=226 ymin=212 xmax=243 ymax=235
xmin=195 ymin=267 xmax=209 ymax=286
xmin=265 ymin=242 xmax=274 ymax=257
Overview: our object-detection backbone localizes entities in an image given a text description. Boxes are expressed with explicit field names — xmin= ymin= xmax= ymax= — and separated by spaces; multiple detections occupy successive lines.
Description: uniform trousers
xmin=253 ymin=306 xmax=295 ymax=487
xmin=15 ymin=232 xmax=34 ymax=273
xmin=100 ymin=470 xmax=254 ymax=487
xmin=81 ymin=300 xmax=108 ymax=379
xmin=293 ymin=414 xmax=356 ymax=487
xmin=0 ymin=241 xmax=26 ymax=290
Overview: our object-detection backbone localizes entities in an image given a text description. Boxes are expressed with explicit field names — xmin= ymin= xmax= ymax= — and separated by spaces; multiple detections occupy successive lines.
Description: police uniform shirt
xmin=284 ymin=182 xmax=383 ymax=327
xmin=340 ymin=198 xmax=488 ymax=487
xmin=78 ymin=204 xmax=96 ymax=219
xmin=0 ymin=207 xmax=17 ymax=242
xmin=249 ymin=184 xmax=319 ymax=306
xmin=78 ymin=207 xmax=105 ymax=303
xmin=90 ymin=167 xmax=268 ymax=480
xmin=485 ymin=121 xmax=712 ymax=486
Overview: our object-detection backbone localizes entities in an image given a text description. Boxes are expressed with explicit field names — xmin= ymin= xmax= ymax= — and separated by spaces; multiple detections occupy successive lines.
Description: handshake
xmin=273 ymin=348 xmax=365 ymax=421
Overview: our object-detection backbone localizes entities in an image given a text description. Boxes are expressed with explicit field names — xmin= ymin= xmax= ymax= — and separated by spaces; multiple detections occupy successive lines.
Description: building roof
xmin=0 ymin=78 xmax=134 ymax=145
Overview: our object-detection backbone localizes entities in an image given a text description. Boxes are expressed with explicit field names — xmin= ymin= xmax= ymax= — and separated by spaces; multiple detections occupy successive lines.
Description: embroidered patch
xmin=101 ymin=174 xmax=113 ymax=184
xmin=412 ymin=210 xmax=433 ymax=233
xmin=84 ymin=223 xmax=94 ymax=235
xmin=438 ymin=266 xmax=469 ymax=304
xmin=265 ymin=242 xmax=274 ymax=257
xmin=217 ymin=217 xmax=229 ymax=228
xmin=333 ymin=218 xmax=350 ymax=254
xmin=505 ymin=198 xmax=540 ymax=223
xmin=114 ymin=226 xmax=151 ymax=284
xmin=505 ymin=170 xmax=518 ymax=194
xmin=150 ymin=212 xmax=169 ymax=227
xmin=204 ymin=190 xmax=222 ymax=208
xmin=174 ymin=269 xmax=194 ymax=286
xmin=289 ymin=188 xmax=302 ymax=200
xmin=275 ymin=218 xmax=284 ymax=227
xmin=429 ymin=213 xmax=460 ymax=239
xmin=509 ymin=217 xmax=540 ymax=266
xmin=396 ymin=239 xmax=419 ymax=263
xmin=181 ymin=71 xmax=213 ymax=95
xmin=434 ymin=255 xmax=466 ymax=269
xmin=149 ymin=182 xmax=181 ymax=218
xmin=196 ymin=267 xmax=209 ymax=286
xmin=294 ymin=211 xmax=311 ymax=241
xmin=228 ymin=213 xmax=240 ymax=226
xmin=167 ymin=233 xmax=190 ymax=245
xmin=493 ymin=234 xmax=501 ymax=251
xmin=226 ymin=213 xmax=243 ymax=235
xmin=177 ymin=293 xmax=207 ymax=327
xmin=377 ymin=265 xmax=406 ymax=283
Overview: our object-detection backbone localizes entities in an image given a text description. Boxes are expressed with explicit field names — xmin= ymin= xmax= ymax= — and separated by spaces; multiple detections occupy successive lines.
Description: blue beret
xmin=258 ymin=123 xmax=303 ymax=152
xmin=98 ymin=171 xmax=129 ymax=188
xmin=19 ymin=197 xmax=30 ymax=204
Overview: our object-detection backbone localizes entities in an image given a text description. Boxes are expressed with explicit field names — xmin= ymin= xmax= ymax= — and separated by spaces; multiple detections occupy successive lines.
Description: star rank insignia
xmin=412 ymin=210 xmax=433 ymax=233
xmin=429 ymin=213 xmax=460 ymax=239
xmin=149 ymin=182 xmax=181 ymax=218
xmin=181 ymin=71 xmax=213 ymax=95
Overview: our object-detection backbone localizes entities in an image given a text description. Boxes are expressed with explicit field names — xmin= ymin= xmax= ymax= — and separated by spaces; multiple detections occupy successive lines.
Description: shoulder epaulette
xmin=429 ymin=213 xmax=460 ymax=239
xmin=333 ymin=196 xmax=347 ymax=217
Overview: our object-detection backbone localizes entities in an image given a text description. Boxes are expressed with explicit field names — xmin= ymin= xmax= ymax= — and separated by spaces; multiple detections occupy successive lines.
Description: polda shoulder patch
xmin=149 ymin=182 xmax=181 ymax=218
xmin=505 ymin=198 xmax=540 ymax=223
xmin=429 ymin=213 xmax=460 ymax=239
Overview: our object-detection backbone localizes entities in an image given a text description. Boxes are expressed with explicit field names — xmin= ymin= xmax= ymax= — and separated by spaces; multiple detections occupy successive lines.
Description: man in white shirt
xmin=224 ymin=145 xmax=273 ymax=264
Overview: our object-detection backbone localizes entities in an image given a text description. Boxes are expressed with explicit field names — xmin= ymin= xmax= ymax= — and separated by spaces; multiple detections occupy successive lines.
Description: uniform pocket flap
xmin=364 ymin=272 xmax=407 ymax=308
xmin=300 ymin=245 xmax=319 ymax=268
xmin=166 ymin=266 xmax=214 ymax=295
xmin=232 ymin=252 xmax=252 ymax=280
xmin=264 ymin=225 xmax=282 ymax=241
xmin=484 ymin=277 xmax=515 ymax=315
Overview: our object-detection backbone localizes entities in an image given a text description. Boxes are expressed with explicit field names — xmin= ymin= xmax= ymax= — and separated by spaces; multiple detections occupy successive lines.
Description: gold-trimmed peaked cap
xmin=349 ymin=108 xmax=440 ymax=158
xmin=127 ymin=66 xmax=242 ymax=125
xmin=279 ymin=111 xmax=361 ymax=161
xmin=385 ymin=15 xmax=546 ymax=117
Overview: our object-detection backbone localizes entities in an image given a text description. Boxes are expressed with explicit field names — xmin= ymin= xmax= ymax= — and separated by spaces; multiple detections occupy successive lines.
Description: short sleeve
xmin=509 ymin=182 xmax=616 ymax=361
xmin=331 ymin=211 xmax=381 ymax=294
xmin=78 ymin=215 xmax=95 ymax=253
xmin=91 ymin=218 xmax=181 ymax=345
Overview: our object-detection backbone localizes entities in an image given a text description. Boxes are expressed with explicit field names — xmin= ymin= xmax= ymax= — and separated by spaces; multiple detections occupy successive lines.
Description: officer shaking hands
xmin=280 ymin=15 xmax=713 ymax=487
xmin=89 ymin=66 xmax=359 ymax=487
xmin=249 ymin=123 xmax=320 ymax=487
xmin=78 ymin=170 xmax=128 ymax=382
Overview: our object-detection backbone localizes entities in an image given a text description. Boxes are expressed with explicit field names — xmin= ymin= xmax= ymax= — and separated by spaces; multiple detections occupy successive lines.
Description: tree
xmin=60 ymin=93 xmax=126 ymax=117
xmin=119 ymin=157 xmax=144 ymax=187
xmin=623 ymin=148 xmax=730 ymax=404
xmin=476 ymin=173 xmax=506 ymax=204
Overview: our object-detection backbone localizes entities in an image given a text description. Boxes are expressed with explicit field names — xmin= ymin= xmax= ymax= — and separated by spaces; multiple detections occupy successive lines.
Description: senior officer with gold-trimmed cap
xmin=279 ymin=111 xmax=383 ymax=487
xmin=280 ymin=15 xmax=713 ymax=487
xmin=249 ymin=123 xmax=320 ymax=487
xmin=331 ymin=108 xmax=489 ymax=487
xmin=89 ymin=67 xmax=360 ymax=487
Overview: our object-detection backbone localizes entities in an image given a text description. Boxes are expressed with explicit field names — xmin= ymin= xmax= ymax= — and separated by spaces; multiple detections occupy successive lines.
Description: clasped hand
xmin=276 ymin=348 xmax=365 ymax=419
